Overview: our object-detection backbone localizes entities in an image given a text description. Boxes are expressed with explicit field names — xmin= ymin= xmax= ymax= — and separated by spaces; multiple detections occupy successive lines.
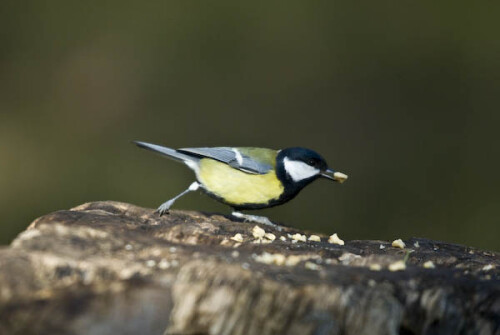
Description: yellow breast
xmin=197 ymin=159 xmax=284 ymax=206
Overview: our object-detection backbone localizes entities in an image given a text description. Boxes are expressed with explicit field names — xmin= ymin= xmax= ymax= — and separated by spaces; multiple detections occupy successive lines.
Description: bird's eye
xmin=307 ymin=159 xmax=316 ymax=166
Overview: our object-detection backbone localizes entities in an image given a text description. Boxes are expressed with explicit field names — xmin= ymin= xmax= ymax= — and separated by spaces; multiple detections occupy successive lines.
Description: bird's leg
xmin=156 ymin=182 xmax=200 ymax=216
xmin=231 ymin=211 xmax=283 ymax=231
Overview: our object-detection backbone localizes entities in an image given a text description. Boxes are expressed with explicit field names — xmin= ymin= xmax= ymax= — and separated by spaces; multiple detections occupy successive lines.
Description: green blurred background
xmin=1 ymin=1 xmax=499 ymax=250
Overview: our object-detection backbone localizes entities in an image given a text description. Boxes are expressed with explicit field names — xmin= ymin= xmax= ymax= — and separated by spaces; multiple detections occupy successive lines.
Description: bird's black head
xmin=276 ymin=147 xmax=347 ymax=192
xmin=265 ymin=147 xmax=348 ymax=207
xmin=276 ymin=147 xmax=327 ymax=185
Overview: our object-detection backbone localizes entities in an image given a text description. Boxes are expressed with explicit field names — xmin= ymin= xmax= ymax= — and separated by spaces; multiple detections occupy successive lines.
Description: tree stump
xmin=0 ymin=201 xmax=498 ymax=335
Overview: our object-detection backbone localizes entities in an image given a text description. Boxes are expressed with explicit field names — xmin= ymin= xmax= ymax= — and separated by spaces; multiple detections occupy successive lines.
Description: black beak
xmin=321 ymin=168 xmax=348 ymax=183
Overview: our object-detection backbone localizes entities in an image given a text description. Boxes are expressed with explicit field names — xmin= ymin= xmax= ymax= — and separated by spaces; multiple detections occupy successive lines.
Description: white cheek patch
xmin=283 ymin=157 xmax=320 ymax=182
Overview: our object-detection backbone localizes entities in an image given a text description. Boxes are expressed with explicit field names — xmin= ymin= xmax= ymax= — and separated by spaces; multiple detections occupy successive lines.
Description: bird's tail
xmin=133 ymin=141 xmax=197 ymax=163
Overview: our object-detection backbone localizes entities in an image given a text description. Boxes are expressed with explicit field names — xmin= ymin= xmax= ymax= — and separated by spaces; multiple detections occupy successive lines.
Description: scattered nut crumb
xmin=369 ymin=264 xmax=382 ymax=271
xmin=169 ymin=247 xmax=177 ymax=253
xmin=231 ymin=251 xmax=240 ymax=258
xmin=423 ymin=261 xmax=435 ymax=269
xmin=252 ymin=225 xmax=266 ymax=239
xmin=146 ymin=260 xmax=156 ymax=268
xmin=413 ymin=241 xmax=420 ymax=248
xmin=264 ymin=233 xmax=276 ymax=241
xmin=305 ymin=261 xmax=320 ymax=271
xmin=379 ymin=244 xmax=386 ymax=249
xmin=280 ymin=236 xmax=287 ymax=241
xmin=328 ymin=233 xmax=344 ymax=245
xmin=308 ymin=235 xmax=321 ymax=242
xmin=250 ymin=226 xmax=275 ymax=244
xmin=291 ymin=233 xmax=307 ymax=242
xmin=482 ymin=264 xmax=495 ymax=271
xmin=388 ymin=260 xmax=406 ymax=271
xmin=125 ymin=244 xmax=133 ymax=251
xmin=230 ymin=233 xmax=244 ymax=243
xmin=392 ymin=239 xmax=406 ymax=249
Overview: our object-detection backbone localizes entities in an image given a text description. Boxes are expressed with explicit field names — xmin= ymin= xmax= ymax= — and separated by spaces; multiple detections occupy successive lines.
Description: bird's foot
xmin=155 ymin=200 xmax=175 ymax=216
xmin=155 ymin=182 xmax=201 ymax=216
xmin=231 ymin=212 xmax=283 ymax=231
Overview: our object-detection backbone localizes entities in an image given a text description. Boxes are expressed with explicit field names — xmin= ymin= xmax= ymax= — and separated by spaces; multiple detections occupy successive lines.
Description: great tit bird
xmin=134 ymin=141 xmax=347 ymax=228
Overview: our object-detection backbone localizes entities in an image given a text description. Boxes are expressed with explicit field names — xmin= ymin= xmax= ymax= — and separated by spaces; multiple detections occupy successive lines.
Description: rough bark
xmin=0 ymin=201 xmax=498 ymax=335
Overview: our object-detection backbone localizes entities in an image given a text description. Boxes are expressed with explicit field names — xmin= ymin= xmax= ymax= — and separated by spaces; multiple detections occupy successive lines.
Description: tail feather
xmin=133 ymin=141 xmax=198 ymax=163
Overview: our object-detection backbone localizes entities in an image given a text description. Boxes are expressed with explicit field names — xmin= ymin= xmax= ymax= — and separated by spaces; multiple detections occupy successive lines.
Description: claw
xmin=154 ymin=182 xmax=200 ymax=217
xmin=156 ymin=202 xmax=172 ymax=216
xmin=157 ymin=209 xmax=168 ymax=216
xmin=231 ymin=212 xmax=283 ymax=231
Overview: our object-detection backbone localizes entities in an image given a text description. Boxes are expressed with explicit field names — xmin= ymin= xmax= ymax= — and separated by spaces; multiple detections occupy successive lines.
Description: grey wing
xmin=177 ymin=147 xmax=272 ymax=174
